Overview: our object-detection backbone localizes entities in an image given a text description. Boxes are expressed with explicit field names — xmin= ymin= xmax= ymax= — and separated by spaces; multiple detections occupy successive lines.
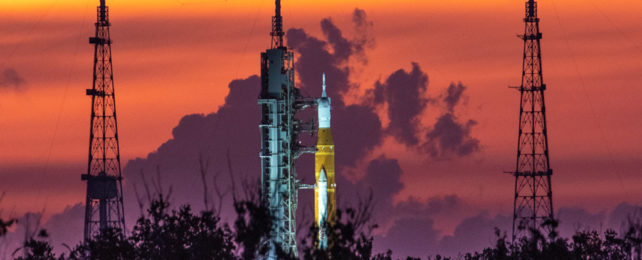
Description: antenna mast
xmin=271 ymin=0 xmax=285 ymax=48
xmin=511 ymin=0 xmax=554 ymax=240
xmin=82 ymin=0 xmax=126 ymax=242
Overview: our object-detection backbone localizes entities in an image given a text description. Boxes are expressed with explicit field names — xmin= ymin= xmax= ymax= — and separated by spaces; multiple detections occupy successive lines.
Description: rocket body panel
xmin=314 ymin=128 xmax=335 ymax=248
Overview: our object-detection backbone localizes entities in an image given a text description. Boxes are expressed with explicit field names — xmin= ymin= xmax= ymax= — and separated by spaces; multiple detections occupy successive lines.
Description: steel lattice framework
xmin=81 ymin=0 xmax=126 ymax=242
xmin=258 ymin=0 xmax=315 ymax=257
xmin=511 ymin=0 xmax=554 ymax=240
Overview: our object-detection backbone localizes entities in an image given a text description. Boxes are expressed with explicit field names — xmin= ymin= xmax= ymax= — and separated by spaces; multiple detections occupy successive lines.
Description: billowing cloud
xmin=444 ymin=82 xmax=466 ymax=112
xmin=375 ymin=217 xmax=440 ymax=258
xmin=373 ymin=62 xmax=429 ymax=146
xmin=424 ymin=82 xmax=480 ymax=158
xmin=425 ymin=113 xmax=479 ymax=157
xmin=286 ymin=11 xmax=382 ymax=169
xmin=123 ymin=75 xmax=261 ymax=223
xmin=321 ymin=18 xmax=353 ymax=62
xmin=42 ymin=203 xmax=84 ymax=255
xmin=351 ymin=8 xmax=375 ymax=64
xmin=361 ymin=156 xmax=404 ymax=221
xmin=608 ymin=202 xmax=642 ymax=234
xmin=395 ymin=195 xmax=464 ymax=219
xmin=438 ymin=213 xmax=512 ymax=257
xmin=556 ymin=207 xmax=606 ymax=238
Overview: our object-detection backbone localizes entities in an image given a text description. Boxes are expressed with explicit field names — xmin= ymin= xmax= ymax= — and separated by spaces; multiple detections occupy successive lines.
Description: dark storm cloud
xmin=423 ymin=82 xmax=480 ymax=158
xmin=372 ymin=62 xmax=429 ymax=146
xmin=0 ymin=68 xmax=26 ymax=90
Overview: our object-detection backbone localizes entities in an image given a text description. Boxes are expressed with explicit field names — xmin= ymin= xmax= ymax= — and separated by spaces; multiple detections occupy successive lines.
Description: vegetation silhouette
xmin=3 ymin=198 xmax=642 ymax=259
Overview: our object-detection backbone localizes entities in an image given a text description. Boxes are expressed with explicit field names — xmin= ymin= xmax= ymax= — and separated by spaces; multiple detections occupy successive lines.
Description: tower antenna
xmin=271 ymin=0 xmax=285 ymax=48
xmin=511 ymin=0 xmax=554 ymax=240
xmin=82 ymin=0 xmax=126 ymax=242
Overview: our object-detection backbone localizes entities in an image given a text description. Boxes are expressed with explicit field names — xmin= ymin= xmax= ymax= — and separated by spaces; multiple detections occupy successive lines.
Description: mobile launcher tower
xmin=258 ymin=0 xmax=316 ymax=257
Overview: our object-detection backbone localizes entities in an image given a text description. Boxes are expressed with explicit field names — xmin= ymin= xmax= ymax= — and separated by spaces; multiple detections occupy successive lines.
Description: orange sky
xmin=1 ymin=0 xmax=642 ymax=220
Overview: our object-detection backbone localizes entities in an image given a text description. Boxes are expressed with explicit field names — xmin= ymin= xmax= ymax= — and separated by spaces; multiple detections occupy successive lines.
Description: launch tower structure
xmin=511 ymin=0 xmax=554 ymax=240
xmin=81 ymin=0 xmax=126 ymax=242
xmin=258 ymin=0 xmax=315 ymax=257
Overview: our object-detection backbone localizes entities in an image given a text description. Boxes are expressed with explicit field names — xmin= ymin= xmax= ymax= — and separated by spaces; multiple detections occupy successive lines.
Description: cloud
xmin=360 ymin=156 xmax=404 ymax=222
xmin=444 ymin=82 xmax=466 ymax=112
xmin=119 ymin=10 xmax=383 ymax=238
xmin=607 ymin=202 xmax=642 ymax=233
xmin=286 ymin=12 xmax=382 ymax=168
xmin=373 ymin=62 xmax=429 ymax=146
xmin=374 ymin=217 xmax=440 ymax=258
xmin=351 ymin=8 xmax=376 ymax=64
xmin=0 ymin=68 xmax=26 ymax=90
xmin=556 ymin=207 xmax=606 ymax=238
xmin=425 ymin=113 xmax=480 ymax=157
xmin=0 ymin=212 xmax=45 ymax=259
xmin=438 ymin=213 xmax=512 ymax=257
xmin=395 ymin=195 xmax=465 ymax=219
xmin=423 ymin=82 xmax=480 ymax=158
xmin=42 ymin=203 xmax=84 ymax=255
xmin=123 ymin=75 xmax=261 ymax=224
xmin=321 ymin=18 xmax=353 ymax=62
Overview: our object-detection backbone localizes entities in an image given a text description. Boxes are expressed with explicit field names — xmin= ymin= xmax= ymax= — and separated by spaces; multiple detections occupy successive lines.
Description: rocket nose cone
xmin=319 ymin=168 xmax=327 ymax=182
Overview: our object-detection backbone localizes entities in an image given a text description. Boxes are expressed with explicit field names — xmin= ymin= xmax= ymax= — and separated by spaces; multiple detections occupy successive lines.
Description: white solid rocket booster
xmin=317 ymin=168 xmax=328 ymax=248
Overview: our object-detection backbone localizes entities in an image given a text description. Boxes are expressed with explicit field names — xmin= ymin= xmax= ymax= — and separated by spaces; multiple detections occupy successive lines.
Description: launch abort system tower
xmin=81 ymin=0 xmax=126 ymax=242
xmin=258 ymin=0 xmax=315 ymax=256
xmin=511 ymin=0 xmax=554 ymax=240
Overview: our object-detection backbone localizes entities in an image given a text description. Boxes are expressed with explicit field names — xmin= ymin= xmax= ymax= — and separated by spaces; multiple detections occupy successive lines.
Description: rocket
xmin=315 ymin=73 xmax=335 ymax=249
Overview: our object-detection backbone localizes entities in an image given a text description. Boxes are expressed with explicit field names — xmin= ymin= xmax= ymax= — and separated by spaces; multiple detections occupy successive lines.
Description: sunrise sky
xmin=1 ymin=0 xmax=641 ymax=257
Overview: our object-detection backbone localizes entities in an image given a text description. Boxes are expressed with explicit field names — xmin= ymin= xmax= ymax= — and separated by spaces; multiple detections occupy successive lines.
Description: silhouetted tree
xmin=13 ymin=229 xmax=57 ymax=260
xmin=14 ymin=194 xmax=642 ymax=260
xmin=0 ymin=218 xmax=15 ymax=238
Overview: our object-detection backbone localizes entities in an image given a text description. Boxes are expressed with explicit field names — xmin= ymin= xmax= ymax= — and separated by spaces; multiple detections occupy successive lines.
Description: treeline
xmin=2 ymin=198 xmax=642 ymax=259
xmin=2 ymin=195 xmax=388 ymax=260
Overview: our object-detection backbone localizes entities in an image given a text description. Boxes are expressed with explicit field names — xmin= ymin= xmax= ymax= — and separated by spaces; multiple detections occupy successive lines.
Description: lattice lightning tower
xmin=81 ymin=0 xmax=126 ymax=242
xmin=511 ymin=0 xmax=554 ymax=240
